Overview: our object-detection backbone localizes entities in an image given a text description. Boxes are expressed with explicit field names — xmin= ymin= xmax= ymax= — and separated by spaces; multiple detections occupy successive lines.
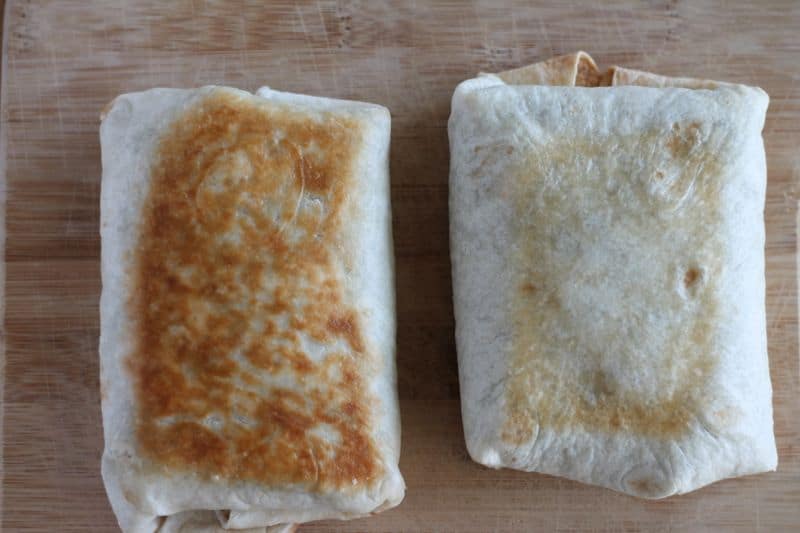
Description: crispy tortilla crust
xmin=130 ymin=89 xmax=381 ymax=490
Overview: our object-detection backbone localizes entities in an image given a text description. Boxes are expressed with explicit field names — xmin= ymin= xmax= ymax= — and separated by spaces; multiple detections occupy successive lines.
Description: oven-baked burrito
xmin=100 ymin=86 xmax=404 ymax=531
xmin=449 ymin=52 xmax=776 ymax=498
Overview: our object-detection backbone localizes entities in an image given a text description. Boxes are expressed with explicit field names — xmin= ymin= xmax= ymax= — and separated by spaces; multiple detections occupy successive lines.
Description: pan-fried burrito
xmin=100 ymin=86 xmax=404 ymax=531
xmin=449 ymin=52 xmax=776 ymax=498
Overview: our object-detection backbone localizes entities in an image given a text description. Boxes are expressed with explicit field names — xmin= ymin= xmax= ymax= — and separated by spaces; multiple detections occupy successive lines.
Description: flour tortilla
xmin=449 ymin=52 xmax=776 ymax=498
xmin=495 ymin=51 xmax=612 ymax=87
xmin=100 ymin=86 xmax=403 ymax=531
xmin=157 ymin=512 xmax=296 ymax=533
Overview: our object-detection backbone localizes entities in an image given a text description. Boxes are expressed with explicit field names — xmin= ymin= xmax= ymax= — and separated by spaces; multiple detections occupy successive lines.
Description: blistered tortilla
xmin=100 ymin=86 xmax=404 ymax=530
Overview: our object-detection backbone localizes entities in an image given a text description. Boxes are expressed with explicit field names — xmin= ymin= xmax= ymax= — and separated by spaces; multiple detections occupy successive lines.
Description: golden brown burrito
xmin=449 ymin=52 xmax=776 ymax=498
xmin=100 ymin=86 xmax=403 ymax=531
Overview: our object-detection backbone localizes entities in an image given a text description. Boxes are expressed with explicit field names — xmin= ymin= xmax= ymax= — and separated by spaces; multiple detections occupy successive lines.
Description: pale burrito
xmin=449 ymin=52 xmax=776 ymax=498
xmin=100 ymin=86 xmax=404 ymax=531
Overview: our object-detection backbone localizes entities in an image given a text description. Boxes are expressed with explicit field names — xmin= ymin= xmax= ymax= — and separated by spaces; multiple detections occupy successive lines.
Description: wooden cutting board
xmin=3 ymin=1 xmax=799 ymax=531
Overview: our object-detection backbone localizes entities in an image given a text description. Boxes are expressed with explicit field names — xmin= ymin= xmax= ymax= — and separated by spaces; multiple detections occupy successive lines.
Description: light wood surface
xmin=2 ymin=1 xmax=799 ymax=531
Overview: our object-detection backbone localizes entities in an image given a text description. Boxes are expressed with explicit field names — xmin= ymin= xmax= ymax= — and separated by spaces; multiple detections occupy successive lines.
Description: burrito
xmin=100 ymin=86 xmax=404 ymax=531
xmin=449 ymin=52 xmax=776 ymax=498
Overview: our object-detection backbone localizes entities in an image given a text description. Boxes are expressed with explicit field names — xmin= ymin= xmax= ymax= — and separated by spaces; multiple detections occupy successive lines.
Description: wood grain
xmin=2 ymin=1 xmax=799 ymax=531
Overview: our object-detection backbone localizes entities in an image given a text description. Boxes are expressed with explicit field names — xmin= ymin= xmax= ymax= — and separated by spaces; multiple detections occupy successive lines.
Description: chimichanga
xmin=100 ymin=86 xmax=404 ymax=531
xmin=449 ymin=52 xmax=776 ymax=498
